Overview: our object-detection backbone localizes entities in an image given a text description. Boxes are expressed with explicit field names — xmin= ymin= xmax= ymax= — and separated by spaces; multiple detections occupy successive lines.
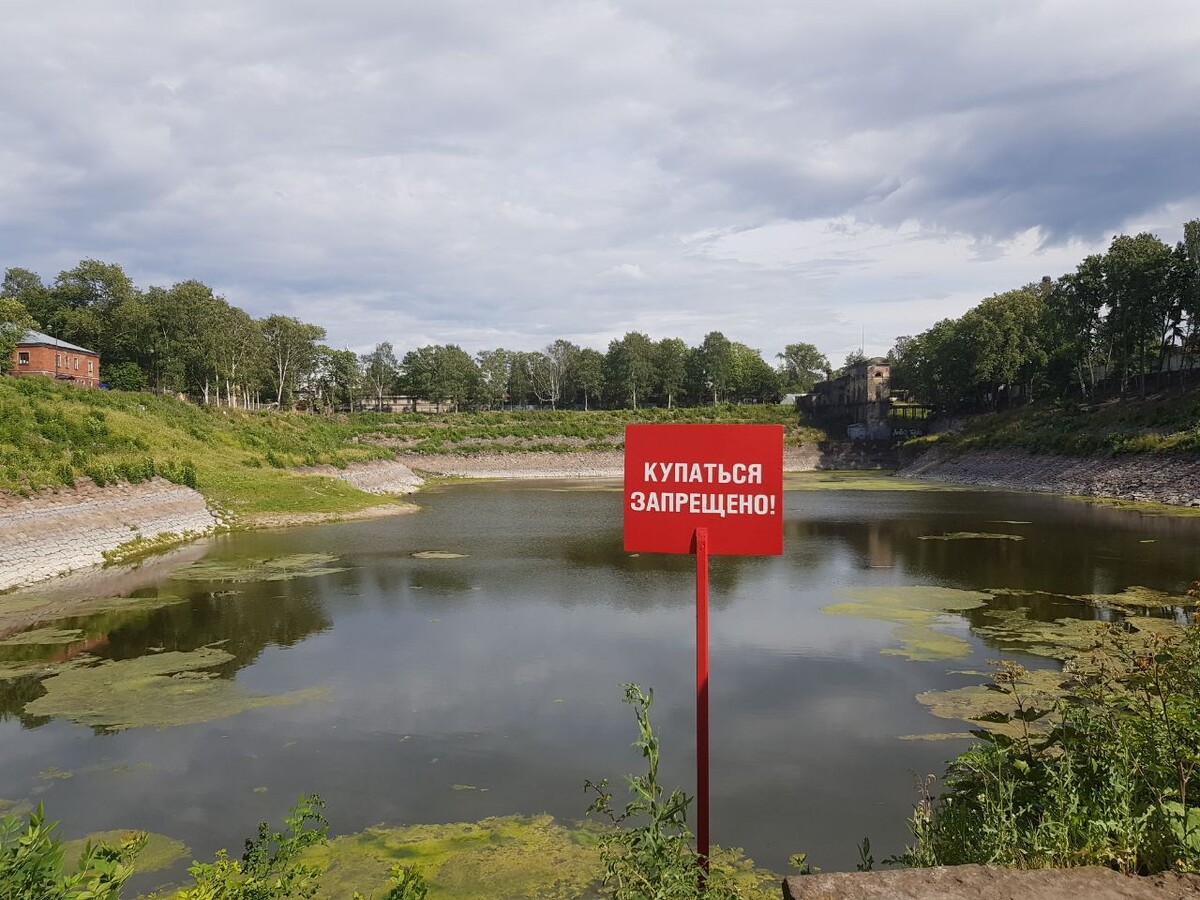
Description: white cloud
xmin=1 ymin=0 xmax=1197 ymax=360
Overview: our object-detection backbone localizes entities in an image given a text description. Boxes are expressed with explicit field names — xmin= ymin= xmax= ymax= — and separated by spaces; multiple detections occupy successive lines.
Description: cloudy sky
xmin=2 ymin=1 xmax=1198 ymax=363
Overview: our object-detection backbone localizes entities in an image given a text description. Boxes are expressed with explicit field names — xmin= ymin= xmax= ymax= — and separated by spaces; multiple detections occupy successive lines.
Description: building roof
xmin=17 ymin=329 xmax=98 ymax=356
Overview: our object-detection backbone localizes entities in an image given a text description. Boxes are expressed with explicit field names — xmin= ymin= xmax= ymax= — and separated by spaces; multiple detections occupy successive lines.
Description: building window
xmin=18 ymin=352 xmax=29 ymax=365
xmin=56 ymin=353 xmax=61 ymax=367
xmin=88 ymin=360 xmax=94 ymax=374
xmin=74 ymin=358 xmax=79 ymax=370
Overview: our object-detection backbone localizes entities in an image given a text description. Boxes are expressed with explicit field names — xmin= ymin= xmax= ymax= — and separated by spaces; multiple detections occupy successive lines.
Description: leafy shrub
xmin=104 ymin=362 xmax=148 ymax=392
xmin=158 ymin=459 xmax=199 ymax=489
xmin=0 ymin=804 xmax=144 ymax=900
xmin=176 ymin=795 xmax=327 ymax=900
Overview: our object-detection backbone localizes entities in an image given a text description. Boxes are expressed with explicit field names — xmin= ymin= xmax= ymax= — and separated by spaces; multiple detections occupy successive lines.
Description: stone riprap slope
xmin=300 ymin=458 xmax=426 ymax=494
xmin=0 ymin=477 xmax=219 ymax=591
xmin=901 ymin=448 xmax=1200 ymax=507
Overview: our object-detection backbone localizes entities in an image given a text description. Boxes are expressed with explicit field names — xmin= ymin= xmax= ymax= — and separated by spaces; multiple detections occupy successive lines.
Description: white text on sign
xmin=642 ymin=462 xmax=764 ymax=485
xmin=628 ymin=491 xmax=777 ymax=518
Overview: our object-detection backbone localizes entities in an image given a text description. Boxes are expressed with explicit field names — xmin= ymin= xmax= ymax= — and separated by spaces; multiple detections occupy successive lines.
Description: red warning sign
xmin=623 ymin=424 xmax=784 ymax=555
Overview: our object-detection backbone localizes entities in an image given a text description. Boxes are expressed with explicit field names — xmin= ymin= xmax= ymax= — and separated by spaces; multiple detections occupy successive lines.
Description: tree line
xmin=0 ymin=260 xmax=831 ymax=410
xmin=890 ymin=220 xmax=1200 ymax=409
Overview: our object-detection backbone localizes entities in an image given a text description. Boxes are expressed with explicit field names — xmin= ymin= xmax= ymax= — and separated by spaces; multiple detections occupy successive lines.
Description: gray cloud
xmin=2 ymin=1 xmax=1197 ymax=359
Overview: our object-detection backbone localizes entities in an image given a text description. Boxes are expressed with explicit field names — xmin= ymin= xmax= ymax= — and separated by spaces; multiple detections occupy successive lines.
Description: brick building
xmin=11 ymin=329 xmax=101 ymax=387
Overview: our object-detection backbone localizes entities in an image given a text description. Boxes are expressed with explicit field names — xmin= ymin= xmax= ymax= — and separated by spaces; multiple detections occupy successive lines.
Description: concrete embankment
xmin=783 ymin=865 xmax=1200 ymax=899
xmin=899 ymin=448 xmax=1200 ymax=507
xmin=0 ymin=477 xmax=221 ymax=592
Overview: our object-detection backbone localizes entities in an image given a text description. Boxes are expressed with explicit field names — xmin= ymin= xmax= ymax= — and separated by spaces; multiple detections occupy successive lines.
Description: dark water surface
xmin=2 ymin=480 xmax=1200 ymax=881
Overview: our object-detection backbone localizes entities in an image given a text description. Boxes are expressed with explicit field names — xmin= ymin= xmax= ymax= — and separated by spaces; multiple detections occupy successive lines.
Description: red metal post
xmin=695 ymin=526 xmax=710 ymax=876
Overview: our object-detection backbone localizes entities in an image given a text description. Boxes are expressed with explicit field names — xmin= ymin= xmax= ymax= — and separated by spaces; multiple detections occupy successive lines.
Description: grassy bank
xmin=0 ymin=378 xmax=818 ymax=521
xmin=909 ymin=390 xmax=1200 ymax=457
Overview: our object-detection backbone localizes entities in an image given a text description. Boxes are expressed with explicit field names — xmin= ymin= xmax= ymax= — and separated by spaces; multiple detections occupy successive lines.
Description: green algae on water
xmin=919 ymin=532 xmax=1025 ymax=541
xmin=304 ymin=814 xmax=779 ymax=900
xmin=822 ymin=586 xmax=992 ymax=661
xmin=22 ymin=647 xmax=330 ymax=730
xmin=973 ymin=608 xmax=1114 ymax=661
xmin=170 ymin=553 xmax=348 ymax=583
xmin=1079 ymin=585 xmax=1196 ymax=611
xmin=0 ymin=658 xmax=82 ymax=681
xmin=62 ymin=830 xmax=188 ymax=874
xmin=308 ymin=814 xmax=603 ymax=900
xmin=882 ymin=625 xmax=973 ymax=661
xmin=784 ymin=471 xmax=956 ymax=491
xmin=73 ymin=593 xmax=188 ymax=614
xmin=0 ymin=627 xmax=84 ymax=646
xmin=916 ymin=666 xmax=1071 ymax=738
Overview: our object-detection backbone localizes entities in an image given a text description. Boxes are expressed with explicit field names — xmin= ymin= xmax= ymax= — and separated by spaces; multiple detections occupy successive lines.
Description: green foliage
xmin=0 ymin=804 xmax=144 ymax=900
xmin=351 ymin=865 xmax=428 ymax=900
xmin=895 ymin=624 xmax=1200 ymax=873
xmin=927 ymin=391 xmax=1200 ymax=456
xmin=176 ymin=795 xmax=327 ymax=900
xmin=890 ymin=219 xmax=1200 ymax=407
xmin=586 ymin=684 xmax=744 ymax=900
xmin=776 ymin=342 xmax=829 ymax=393
xmin=103 ymin=362 xmax=148 ymax=392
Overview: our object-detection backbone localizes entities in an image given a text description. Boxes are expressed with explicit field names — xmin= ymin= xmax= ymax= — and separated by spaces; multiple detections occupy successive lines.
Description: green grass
xmin=0 ymin=378 xmax=396 ymax=520
xmin=0 ymin=379 xmax=821 ymax=521
xmin=912 ymin=390 xmax=1200 ymax=457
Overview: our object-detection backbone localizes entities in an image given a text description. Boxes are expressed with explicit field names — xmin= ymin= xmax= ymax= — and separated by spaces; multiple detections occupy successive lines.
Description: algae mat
xmin=22 ymin=647 xmax=330 ymax=730
xmin=821 ymin=586 xmax=992 ymax=661
xmin=916 ymin=666 xmax=1072 ymax=738
xmin=169 ymin=553 xmax=348 ymax=583
xmin=0 ymin=627 xmax=84 ymax=646
xmin=306 ymin=814 xmax=779 ymax=900
xmin=61 ymin=829 xmax=189 ymax=874
xmin=784 ymin=472 xmax=958 ymax=491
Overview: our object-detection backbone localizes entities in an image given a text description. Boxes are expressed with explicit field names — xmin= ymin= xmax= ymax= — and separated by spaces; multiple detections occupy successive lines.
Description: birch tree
xmin=260 ymin=315 xmax=326 ymax=406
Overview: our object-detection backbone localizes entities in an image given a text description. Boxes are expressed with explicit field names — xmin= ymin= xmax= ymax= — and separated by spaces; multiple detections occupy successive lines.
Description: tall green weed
xmin=895 ymin=621 xmax=1200 ymax=873
xmin=586 ymin=684 xmax=746 ymax=899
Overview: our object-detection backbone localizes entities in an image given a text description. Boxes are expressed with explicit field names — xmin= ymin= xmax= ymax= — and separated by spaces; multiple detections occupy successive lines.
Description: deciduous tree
xmin=605 ymin=332 xmax=655 ymax=409
xmin=0 ymin=298 xmax=35 ymax=375
xmin=776 ymin=342 xmax=829 ymax=393
xmin=654 ymin=338 xmax=688 ymax=409
xmin=260 ymin=315 xmax=326 ymax=406
xmin=361 ymin=341 xmax=399 ymax=410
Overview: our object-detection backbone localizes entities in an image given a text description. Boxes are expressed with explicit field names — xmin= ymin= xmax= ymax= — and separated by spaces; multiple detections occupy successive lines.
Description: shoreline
xmin=4 ymin=443 xmax=1200 ymax=613
xmin=899 ymin=447 xmax=1200 ymax=509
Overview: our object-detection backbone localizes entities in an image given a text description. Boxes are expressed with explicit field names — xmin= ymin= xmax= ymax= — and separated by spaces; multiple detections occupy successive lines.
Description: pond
xmin=1 ymin=476 xmax=1199 ymax=889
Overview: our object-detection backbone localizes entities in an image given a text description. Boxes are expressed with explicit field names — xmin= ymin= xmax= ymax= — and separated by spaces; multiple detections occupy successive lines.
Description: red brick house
xmin=11 ymin=329 xmax=101 ymax=387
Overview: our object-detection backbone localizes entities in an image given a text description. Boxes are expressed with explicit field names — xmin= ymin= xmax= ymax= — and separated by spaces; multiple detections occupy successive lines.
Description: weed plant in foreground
xmin=0 ymin=796 xmax=426 ymax=900
xmin=893 ymin=614 xmax=1200 ymax=873
xmin=586 ymin=684 xmax=774 ymax=900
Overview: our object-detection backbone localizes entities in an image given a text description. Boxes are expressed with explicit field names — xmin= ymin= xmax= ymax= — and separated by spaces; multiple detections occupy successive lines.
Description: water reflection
xmin=0 ymin=480 xmax=1197 ymax=878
